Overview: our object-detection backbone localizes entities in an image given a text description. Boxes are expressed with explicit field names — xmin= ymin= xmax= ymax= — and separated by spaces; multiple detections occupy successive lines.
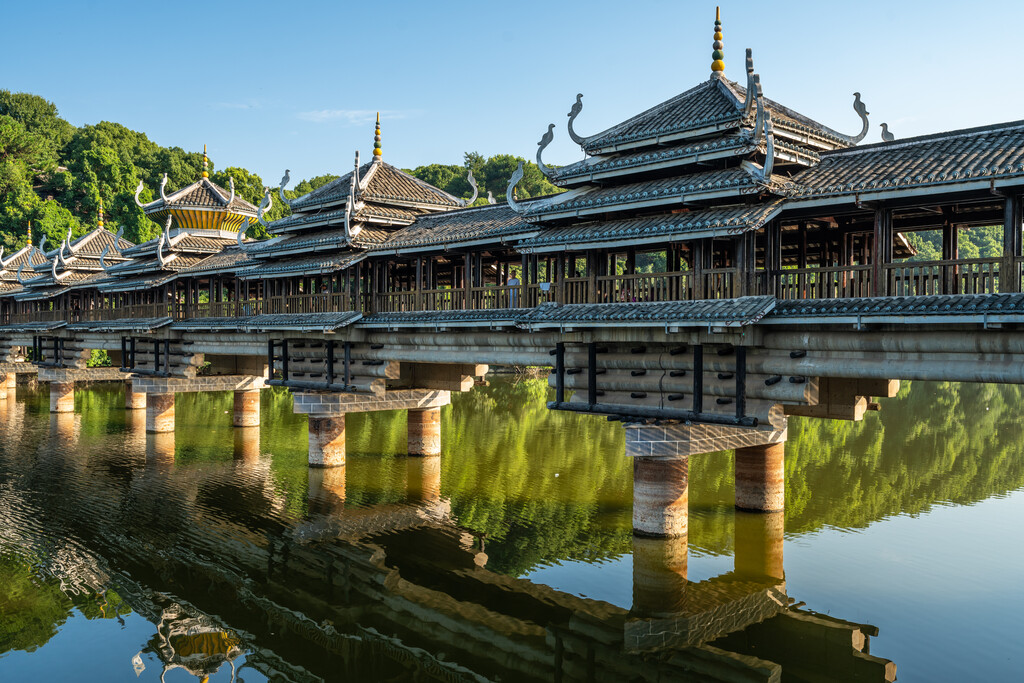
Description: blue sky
xmin=2 ymin=0 xmax=1021 ymax=185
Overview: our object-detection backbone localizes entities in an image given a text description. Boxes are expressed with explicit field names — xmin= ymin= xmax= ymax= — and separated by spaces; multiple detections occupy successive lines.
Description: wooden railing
xmin=886 ymin=258 xmax=1001 ymax=297
xmin=777 ymin=265 xmax=873 ymax=300
xmin=8 ymin=258 xmax=1024 ymax=327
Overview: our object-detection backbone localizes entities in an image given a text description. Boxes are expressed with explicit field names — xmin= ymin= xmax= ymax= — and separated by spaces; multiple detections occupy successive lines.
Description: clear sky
xmin=2 ymin=0 xmax=1021 ymax=185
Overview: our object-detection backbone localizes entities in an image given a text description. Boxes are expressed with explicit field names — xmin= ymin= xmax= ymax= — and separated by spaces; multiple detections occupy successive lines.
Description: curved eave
xmin=786 ymin=175 xmax=1024 ymax=209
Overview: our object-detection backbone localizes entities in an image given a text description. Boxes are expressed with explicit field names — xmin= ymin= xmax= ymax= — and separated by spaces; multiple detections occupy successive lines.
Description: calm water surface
xmin=0 ymin=377 xmax=1022 ymax=681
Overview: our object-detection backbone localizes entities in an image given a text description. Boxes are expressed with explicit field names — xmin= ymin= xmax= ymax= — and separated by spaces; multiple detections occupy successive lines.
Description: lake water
xmin=0 ymin=377 xmax=1021 ymax=681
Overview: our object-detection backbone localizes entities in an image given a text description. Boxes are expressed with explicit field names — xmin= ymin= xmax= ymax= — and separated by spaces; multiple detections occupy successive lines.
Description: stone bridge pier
xmin=626 ymin=421 xmax=788 ymax=537
xmin=294 ymin=389 xmax=451 ymax=468
xmin=35 ymin=366 xmax=125 ymax=413
xmin=128 ymin=375 xmax=266 ymax=434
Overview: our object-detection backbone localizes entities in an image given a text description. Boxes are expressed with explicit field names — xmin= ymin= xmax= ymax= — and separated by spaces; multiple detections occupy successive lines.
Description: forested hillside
xmin=0 ymin=90 xmax=558 ymax=250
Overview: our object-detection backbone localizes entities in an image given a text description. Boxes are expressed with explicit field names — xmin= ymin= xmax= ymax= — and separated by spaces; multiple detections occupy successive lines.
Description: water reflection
xmin=0 ymin=378 xmax=1022 ymax=680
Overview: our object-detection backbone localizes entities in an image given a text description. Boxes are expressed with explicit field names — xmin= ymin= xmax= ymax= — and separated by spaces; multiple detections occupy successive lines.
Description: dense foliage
xmin=0 ymin=90 xmax=557 ymax=251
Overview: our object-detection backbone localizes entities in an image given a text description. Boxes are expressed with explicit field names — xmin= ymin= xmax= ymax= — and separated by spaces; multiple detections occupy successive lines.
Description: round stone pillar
xmin=309 ymin=415 xmax=345 ymax=467
xmin=735 ymin=443 xmax=785 ymax=512
xmin=407 ymin=407 xmax=441 ymax=456
xmin=407 ymin=455 xmax=441 ymax=502
xmin=633 ymin=455 xmax=688 ymax=537
xmin=632 ymin=535 xmax=688 ymax=617
xmin=125 ymin=382 xmax=146 ymax=410
xmin=146 ymin=393 xmax=175 ymax=433
xmin=233 ymin=389 xmax=260 ymax=427
xmin=734 ymin=511 xmax=785 ymax=580
xmin=50 ymin=381 xmax=74 ymax=414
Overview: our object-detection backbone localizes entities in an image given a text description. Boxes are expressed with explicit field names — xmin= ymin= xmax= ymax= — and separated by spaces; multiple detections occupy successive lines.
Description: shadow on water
xmin=0 ymin=377 xmax=1021 ymax=680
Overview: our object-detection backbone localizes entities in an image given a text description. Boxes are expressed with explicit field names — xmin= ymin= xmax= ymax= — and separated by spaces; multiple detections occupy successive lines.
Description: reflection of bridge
xmin=3 ymin=410 xmax=897 ymax=682
xmin=4 ymin=8 xmax=1024 ymax=537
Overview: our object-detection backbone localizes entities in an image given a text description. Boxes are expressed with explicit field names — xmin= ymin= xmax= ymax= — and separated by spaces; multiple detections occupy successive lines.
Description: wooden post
xmin=871 ymin=207 xmax=892 ymax=297
xmin=1002 ymin=194 xmax=1022 ymax=293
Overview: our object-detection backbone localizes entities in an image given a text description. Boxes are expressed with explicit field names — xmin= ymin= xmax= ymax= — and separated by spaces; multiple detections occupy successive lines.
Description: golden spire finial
xmin=97 ymin=199 xmax=104 ymax=229
xmin=711 ymin=6 xmax=725 ymax=76
xmin=202 ymin=144 xmax=209 ymax=178
xmin=373 ymin=112 xmax=382 ymax=161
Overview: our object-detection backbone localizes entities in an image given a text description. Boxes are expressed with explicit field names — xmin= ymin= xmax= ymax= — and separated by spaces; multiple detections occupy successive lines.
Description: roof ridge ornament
xmin=160 ymin=174 xmax=169 ymax=202
xmin=237 ymin=218 xmax=250 ymax=251
xmin=460 ymin=169 xmax=479 ymax=207
xmin=742 ymin=49 xmax=756 ymax=119
xmin=711 ymin=7 xmax=725 ymax=78
xmin=881 ymin=123 xmax=895 ymax=142
xmin=16 ymin=262 xmax=26 ymax=284
xmin=537 ymin=124 xmax=556 ymax=180
xmin=257 ymin=187 xmax=274 ymax=228
xmin=762 ymin=110 xmax=776 ymax=180
xmin=156 ymin=233 xmax=168 ymax=268
xmin=372 ymin=113 xmax=382 ymax=162
xmin=163 ymin=215 xmax=172 ymax=244
xmin=567 ymin=94 xmax=587 ymax=148
xmin=841 ymin=92 xmax=871 ymax=144
xmin=278 ymin=169 xmax=294 ymax=209
xmin=0 ymin=246 xmax=4 ymax=268
xmin=750 ymin=75 xmax=765 ymax=144
xmin=487 ymin=191 xmax=496 ymax=205
xmin=99 ymin=245 xmax=111 ymax=272
xmin=506 ymin=161 xmax=525 ymax=214
xmin=134 ymin=179 xmax=146 ymax=207
xmin=225 ymin=177 xmax=235 ymax=206
xmin=202 ymin=144 xmax=209 ymax=178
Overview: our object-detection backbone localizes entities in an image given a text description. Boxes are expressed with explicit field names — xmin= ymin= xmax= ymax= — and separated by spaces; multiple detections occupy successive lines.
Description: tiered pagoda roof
xmin=14 ymin=224 xmax=133 ymax=301
xmin=245 ymin=114 xmax=476 ymax=278
xmin=0 ymin=244 xmax=48 ymax=294
xmin=136 ymin=146 xmax=258 ymax=232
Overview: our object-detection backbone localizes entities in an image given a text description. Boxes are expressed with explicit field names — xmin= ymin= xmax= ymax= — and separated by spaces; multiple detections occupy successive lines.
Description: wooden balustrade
xmin=886 ymin=258 xmax=1001 ymax=297
xmin=776 ymin=265 xmax=872 ymax=300
xmin=7 ymin=257 xmax=1024 ymax=327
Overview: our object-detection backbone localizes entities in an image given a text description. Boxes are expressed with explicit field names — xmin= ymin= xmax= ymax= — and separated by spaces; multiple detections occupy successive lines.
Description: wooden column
xmin=1002 ymin=194 xmax=1022 ymax=293
xmin=871 ymin=207 xmax=892 ymax=297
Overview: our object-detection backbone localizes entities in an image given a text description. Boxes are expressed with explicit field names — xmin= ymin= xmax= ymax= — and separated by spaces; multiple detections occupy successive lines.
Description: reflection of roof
xmin=517 ymin=202 xmax=783 ymax=252
xmin=290 ymin=161 xmax=463 ymax=211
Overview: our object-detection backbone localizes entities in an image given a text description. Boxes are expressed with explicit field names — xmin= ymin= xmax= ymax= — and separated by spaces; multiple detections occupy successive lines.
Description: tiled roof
xmin=67 ymin=317 xmax=172 ymax=333
xmin=266 ymin=208 xmax=348 ymax=234
xmin=580 ymin=79 xmax=742 ymax=153
xmin=0 ymin=246 xmax=48 ymax=282
xmin=232 ymin=311 xmax=362 ymax=332
xmin=98 ymin=272 xmax=179 ymax=293
xmin=142 ymin=178 xmax=258 ymax=214
xmin=368 ymin=204 xmax=536 ymax=252
xmin=578 ymin=77 xmax=850 ymax=154
xmin=67 ymin=228 xmax=134 ymax=257
xmin=551 ymin=135 xmax=756 ymax=186
xmin=516 ymin=201 xmax=783 ymax=251
xmin=771 ymin=293 xmax=1024 ymax=319
xmin=521 ymin=297 xmax=776 ymax=327
xmin=17 ymin=271 xmax=107 ymax=297
xmin=290 ymin=161 xmax=462 ymax=210
xmin=236 ymin=252 xmax=366 ymax=278
xmin=790 ymin=120 xmax=1024 ymax=200
xmin=525 ymin=167 xmax=773 ymax=219
xmin=121 ymin=230 xmax=237 ymax=257
xmin=357 ymin=202 xmax=421 ymax=223
xmin=358 ymin=297 xmax=776 ymax=328
xmin=0 ymin=320 xmax=66 ymax=332
xmin=177 ymin=248 xmax=253 ymax=276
